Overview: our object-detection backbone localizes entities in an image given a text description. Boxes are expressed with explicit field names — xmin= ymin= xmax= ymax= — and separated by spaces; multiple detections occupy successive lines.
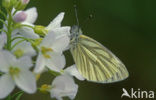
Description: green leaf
xmin=48 ymin=69 xmax=62 ymax=76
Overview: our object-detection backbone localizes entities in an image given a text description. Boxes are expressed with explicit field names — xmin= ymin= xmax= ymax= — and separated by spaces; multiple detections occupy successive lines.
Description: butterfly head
xmin=70 ymin=25 xmax=82 ymax=39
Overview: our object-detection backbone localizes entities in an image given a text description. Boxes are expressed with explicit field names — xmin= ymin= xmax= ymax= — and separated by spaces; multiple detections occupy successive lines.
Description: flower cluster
xmin=0 ymin=0 xmax=84 ymax=100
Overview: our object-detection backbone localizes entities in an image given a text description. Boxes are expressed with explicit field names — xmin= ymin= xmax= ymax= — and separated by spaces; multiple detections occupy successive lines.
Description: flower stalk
xmin=6 ymin=9 xmax=13 ymax=50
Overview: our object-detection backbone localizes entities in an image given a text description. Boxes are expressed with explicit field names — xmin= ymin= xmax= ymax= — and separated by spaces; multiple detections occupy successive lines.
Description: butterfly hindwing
xmin=70 ymin=35 xmax=129 ymax=83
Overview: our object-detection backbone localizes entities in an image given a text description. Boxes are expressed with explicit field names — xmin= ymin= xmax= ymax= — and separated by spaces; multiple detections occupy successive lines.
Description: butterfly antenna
xmin=81 ymin=14 xmax=93 ymax=27
xmin=73 ymin=1 xmax=80 ymax=28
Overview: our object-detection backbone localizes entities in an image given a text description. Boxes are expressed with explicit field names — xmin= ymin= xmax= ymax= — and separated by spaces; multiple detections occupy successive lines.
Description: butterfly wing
xmin=70 ymin=35 xmax=129 ymax=83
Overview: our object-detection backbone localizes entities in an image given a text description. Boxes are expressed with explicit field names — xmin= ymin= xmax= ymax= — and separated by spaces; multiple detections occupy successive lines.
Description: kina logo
xmin=121 ymin=88 xmax=155 ymax=99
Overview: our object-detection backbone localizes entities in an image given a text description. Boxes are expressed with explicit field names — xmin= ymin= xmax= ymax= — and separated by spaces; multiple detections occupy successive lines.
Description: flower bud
xmin=34 ymin=25 xmax=48 ymax=36
xmin=14 ymin=0 xmax=30 ymax=10
xmin=2 ymin=0 xmax=18 ymax=9
xmin=22 ymin=0 xmax=30 ymax=4
xmin=39 ymin=84 xmax=52 ymax=93
xmin=2 ymin=0 xmax=11 ymax=9
xmin=13 ymin=11 xmax=27 ymax=23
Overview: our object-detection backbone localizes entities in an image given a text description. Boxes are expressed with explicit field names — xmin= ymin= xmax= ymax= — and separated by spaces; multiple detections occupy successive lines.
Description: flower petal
xmin=24 ymin=7 xmax=38 ymax=24
xmin=11 ymin=8 xmax=16 ymax=14
xmin=19 ymin=22 xmax=39 ymax=39
xmin=14 ymin=69 xmax=37 ymax=93
xmin=52 ymin=33 xmax=70 ymax=53
xmin=12 ymin=29 xmax=19 ymax=36
xmin=50 ymin=75 xmax=78 ymax=100
xmin=0 ymin=74 xmax=15 ymax=99
xmin=0 ymin=34 xmax=6 ymax=49
xmin=46 ymin=53 xmax=65 ymax=72
xmin=0 ymin=51 xmax=16 ymax=72
xmin=52 ymin=27 xmax=71 ymax=37
xmin=13 ymin=11 xmax=27 ymax=23
xmin=34 ymin=53 xmax=45 ymax=73
xmin=16 ymin=56 xmax=33 ymax=69
xmin=65 ymin=65 xmax=85 ymax=81
xmin=47 ymin=12 xmax=64 ymax=30
xmin=40 ymin=32 xmax=56 ymax=47
xmin=12 ymin=40 xmax=36 ymax=57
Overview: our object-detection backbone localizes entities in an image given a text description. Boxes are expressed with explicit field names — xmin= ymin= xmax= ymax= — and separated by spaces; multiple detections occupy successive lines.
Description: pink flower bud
xmin=13 ymin=11 xmax=27 ymax=23
xmin=22 ymin=0 xmax=30 ymax=4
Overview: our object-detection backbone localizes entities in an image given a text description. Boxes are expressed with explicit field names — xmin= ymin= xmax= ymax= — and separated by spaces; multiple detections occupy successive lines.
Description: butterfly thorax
xmin=70 ymin=25 xmax=83 ymax=47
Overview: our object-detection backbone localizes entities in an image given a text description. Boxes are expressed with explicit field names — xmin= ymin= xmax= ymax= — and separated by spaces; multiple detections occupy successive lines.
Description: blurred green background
xmin=1 ymin=0 xmax=156 ymax=100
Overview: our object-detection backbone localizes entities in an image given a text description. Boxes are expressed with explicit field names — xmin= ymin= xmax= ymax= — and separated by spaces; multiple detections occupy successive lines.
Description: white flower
xmin=64 ymin=65 xmax=85 ymax=81
xmin=0 ymin=51 xmax=37 ymax=99
xmin=13 ymin=7 xmax=39 ymax=39
xmin=46 ymin=12 xmax=70 ymax=41
xmin=34 ymin=30 xmax=70 ymax=73
xmin=33 ymin=12 xmax=70 ymax=73
xmin=12 ymin=38 xmax=36 ymax=58
xmin=49 ymin=65 xmax=84 ymax=100
xmin=50 ymin=75 xmax=78 ymax=100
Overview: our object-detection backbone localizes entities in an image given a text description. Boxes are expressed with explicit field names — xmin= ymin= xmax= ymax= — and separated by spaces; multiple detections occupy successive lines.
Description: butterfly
xmin=70 ymin=25 xmax=129 ymax=83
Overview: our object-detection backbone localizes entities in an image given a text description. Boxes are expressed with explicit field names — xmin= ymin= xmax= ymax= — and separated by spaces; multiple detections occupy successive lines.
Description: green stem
xmin=11 ymin=39 xmax=25 ymax=50
xmin=48 ymin=69 xmax=62 ymax=76
xmin=11 ymin=36 xmax=29 ymax=42
xmin=12 ymin=10 xmax=18 ymax=16
xmin=11 ymin=37 xmax=34 ymax=50
xmin=11 ymin=36 xmax=40 ymax=53
xmin=20 ymin=24 xmax=34 ymax=29
xmin=6 ymin=10 xmax=13 ymax=50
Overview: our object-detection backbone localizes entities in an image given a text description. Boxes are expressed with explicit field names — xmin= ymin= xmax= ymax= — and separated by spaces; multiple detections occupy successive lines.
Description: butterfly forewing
xmin=70 ymin=35 xmax=129 ymax=83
